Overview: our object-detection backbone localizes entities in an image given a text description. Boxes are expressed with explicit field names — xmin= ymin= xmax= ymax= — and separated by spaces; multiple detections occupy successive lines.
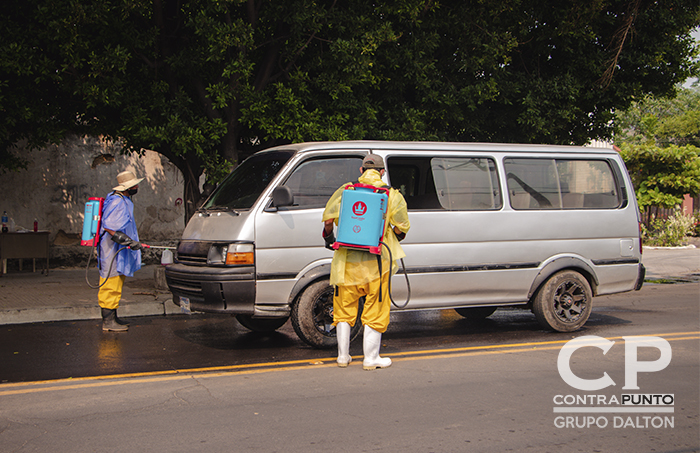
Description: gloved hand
xmin=322 ymin=228 xmax=335 ymax=250
xmin=395 ymin=231 xmax=406 ymax=242
xmin=112 ymin=231 xmax=141 ymax=250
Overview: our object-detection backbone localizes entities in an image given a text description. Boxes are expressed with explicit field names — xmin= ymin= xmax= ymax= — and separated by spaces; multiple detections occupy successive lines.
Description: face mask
xmin=127 ymin=187 xmax=138 ymax=196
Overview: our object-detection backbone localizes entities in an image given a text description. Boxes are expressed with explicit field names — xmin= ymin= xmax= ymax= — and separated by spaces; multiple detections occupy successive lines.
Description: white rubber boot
xmin=362 ymin=325 xmax=391 ymax=370
xmin=336 ymin=322 xmax=352 ymax=367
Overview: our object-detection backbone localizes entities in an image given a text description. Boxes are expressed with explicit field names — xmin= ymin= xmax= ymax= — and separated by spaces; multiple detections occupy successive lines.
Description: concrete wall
xmin=0 ymin=135 xmax=185 ymax=244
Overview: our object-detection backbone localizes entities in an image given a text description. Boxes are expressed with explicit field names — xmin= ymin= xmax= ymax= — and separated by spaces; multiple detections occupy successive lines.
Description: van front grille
xmin=175 ymin=240 xmax=213 ymax=266
xmin=176 ymin=253 xmax=208 ymax=266
xmin=166 ymin=276 xmax=203 ymax=298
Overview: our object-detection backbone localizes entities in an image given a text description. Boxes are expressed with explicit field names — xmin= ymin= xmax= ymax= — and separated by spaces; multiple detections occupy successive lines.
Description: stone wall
xmin=1 ymin=135 xmax=186 ymax=266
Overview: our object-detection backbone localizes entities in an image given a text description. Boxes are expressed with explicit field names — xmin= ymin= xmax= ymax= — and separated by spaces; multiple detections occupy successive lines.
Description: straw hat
xmin=113 ymin=171 xmax=144 ymax=191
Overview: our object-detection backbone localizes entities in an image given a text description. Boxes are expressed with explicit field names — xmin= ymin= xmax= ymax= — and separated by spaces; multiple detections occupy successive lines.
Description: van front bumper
xmin=165 ymin=263 xmax=255 ymax=314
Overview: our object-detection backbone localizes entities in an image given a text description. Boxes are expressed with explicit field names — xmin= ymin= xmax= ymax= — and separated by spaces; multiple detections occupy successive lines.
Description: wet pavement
xmin=1 ymin=280 xmax=698 ymax=383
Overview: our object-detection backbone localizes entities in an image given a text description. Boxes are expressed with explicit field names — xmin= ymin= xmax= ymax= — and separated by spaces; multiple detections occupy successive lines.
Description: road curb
xmin=0 ymin=294 xmax=186 ymax=325
xmin=643 ymin=244 xmax=697 ymax=250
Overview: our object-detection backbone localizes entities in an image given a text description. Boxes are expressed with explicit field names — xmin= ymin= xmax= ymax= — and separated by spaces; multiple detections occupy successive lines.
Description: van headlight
xmin=207 ymin=243 xmax=255 ymax=266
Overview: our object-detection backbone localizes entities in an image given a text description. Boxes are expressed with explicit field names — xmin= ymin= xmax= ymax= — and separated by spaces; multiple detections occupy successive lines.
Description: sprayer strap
xmin=376 ymin=254 xmax=383 ymax=302
xmin=96 ymin=191 xmax=123 ymax=265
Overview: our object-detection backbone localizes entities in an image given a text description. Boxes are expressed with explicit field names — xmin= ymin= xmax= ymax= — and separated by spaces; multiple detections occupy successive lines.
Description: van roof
xmin=263 ymin=140 xmax=618 ymax=155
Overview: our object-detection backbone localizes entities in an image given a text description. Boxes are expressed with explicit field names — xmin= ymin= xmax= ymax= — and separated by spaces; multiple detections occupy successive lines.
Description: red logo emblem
xmin=353 ymin=225 xmax=361 ymax=233
xmin=352 ymin=201 xmax=367 ymax=216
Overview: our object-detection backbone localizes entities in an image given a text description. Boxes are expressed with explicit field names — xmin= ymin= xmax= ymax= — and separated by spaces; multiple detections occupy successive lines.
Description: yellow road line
xmin=1 ymin=332 xmax=697 ymax=396
xmin=387 ymin=331 xmax=700 ymax=358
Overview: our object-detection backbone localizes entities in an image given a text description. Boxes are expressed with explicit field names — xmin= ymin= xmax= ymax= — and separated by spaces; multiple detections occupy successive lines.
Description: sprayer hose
xmin=379 ymin=241 xmax=411 ymax=309
xmin=84 ymin=244 xmax=129 ymax=289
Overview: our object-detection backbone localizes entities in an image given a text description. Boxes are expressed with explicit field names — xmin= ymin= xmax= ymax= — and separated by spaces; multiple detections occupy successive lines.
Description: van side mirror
xmin=271 ymin=186 xmax=294 ymax=209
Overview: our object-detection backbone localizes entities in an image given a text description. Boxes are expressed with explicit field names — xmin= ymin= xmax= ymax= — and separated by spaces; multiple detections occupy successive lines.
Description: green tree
xmin=618 ymin=143 xmax=700 ymax=223
xmin=615 ymin=86 xmax=700 ymax=225
xmin=616 ymin=87 xmax=700 ymax=146
xmin=1 ymin=1 xmax=699 ymax=220
xmin=1 ymin=0 xmax=436 ymax=218
xmin=368 ymin=1 xmax=700 ymax=144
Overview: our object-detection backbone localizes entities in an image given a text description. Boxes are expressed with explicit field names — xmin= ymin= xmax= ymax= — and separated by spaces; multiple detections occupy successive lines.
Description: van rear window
xmin=504 ymin=158 xmax=620 ymax=210
xmin=203 ymin=150 xmax=293 ymax=210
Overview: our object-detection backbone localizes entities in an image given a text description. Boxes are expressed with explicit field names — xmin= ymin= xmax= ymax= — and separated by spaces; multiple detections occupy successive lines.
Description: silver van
xmin=165 ymin=141 xmax=645 ymax=348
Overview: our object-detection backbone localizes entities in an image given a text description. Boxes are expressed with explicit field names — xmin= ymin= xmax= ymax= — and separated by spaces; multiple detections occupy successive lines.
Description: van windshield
xmin=202 ymin=150 xmax=294 ymax=210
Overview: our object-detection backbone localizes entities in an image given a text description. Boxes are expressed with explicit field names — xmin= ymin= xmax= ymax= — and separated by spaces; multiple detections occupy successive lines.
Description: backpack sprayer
xmin=332 ymin=183 xmax=410 ymax=308
xmin=81 ymin=196 xmax=175 ymax=288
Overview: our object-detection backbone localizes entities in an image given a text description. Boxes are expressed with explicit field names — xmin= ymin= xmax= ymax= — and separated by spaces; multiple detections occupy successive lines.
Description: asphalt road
xmin=0 ymin=281 xmax=691 ymax=384
xmin=0 ymin=282 xmax=698 ymax=452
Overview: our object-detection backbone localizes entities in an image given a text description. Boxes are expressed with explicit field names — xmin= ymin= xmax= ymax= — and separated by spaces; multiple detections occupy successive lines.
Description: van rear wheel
xmin=291 ymin=279 xmax=363 ymax=349
xmin=532 ymin=270 xmax=592 ymax=332
xmin=236 ymin=315 xmax=289 ymax=332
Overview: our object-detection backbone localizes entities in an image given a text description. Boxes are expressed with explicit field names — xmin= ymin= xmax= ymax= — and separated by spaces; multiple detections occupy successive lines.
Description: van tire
xmin=236 ymin=315 xmax=289 ymax=332
xmin=291 ymin=279 xmax=363 ymax=349
xmin=454 ymin=306 xmax=498 ymax=320
xmin=532 ymin=270 xmax=592 ymax=332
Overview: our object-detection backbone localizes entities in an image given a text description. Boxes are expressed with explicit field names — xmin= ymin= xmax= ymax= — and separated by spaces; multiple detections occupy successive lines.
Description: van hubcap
xmin=553 ymin=281 xmax=586 ymax=323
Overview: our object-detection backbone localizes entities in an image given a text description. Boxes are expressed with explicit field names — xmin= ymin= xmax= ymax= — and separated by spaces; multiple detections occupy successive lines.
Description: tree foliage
xmin=615 ymin=86 xmax=700 ymax=223
xmin=616 ymin=86 xmax=700 ymax=147
xmin=618 ymin=143 xmax=700 ymax=212
xmin=1 ymin=0 xmax=699 ymax=220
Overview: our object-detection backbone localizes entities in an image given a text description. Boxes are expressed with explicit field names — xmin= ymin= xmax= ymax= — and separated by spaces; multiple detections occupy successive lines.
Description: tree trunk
xmin=156 ymin=144 xmax=204 ymax=225
xmin=182 ymin=154 xmax=204 ymax=222
xmin=221 ymin=123 xmax=239 ymax=165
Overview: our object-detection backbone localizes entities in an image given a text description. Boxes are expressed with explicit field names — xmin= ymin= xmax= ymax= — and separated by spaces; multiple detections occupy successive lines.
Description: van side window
xmin=283 ymin=157 xmax=364 ymax=209
xmin=387 ymin=157 xmax=441 ymax=210
xmin=505 ymin=158 xmax=620 ymax=210
xmin=431 ymin=158 xmax=503 ymax=210
xmin=387 ymin=156 xmax=502 ymax=211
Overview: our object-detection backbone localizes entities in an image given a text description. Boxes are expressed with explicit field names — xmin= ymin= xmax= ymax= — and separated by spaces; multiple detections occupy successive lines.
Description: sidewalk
xmin=639 ymin=244 xmax=700 ymax=282
xmin=0 ymin=265 xmax=182 ymax=325
xmin=0 ymin=247 xmax=698 ymax=326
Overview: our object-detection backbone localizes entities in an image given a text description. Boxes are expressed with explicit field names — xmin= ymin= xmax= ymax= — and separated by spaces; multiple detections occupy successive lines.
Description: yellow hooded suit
xmin=322 ymin=169 xmax=410 ymax=332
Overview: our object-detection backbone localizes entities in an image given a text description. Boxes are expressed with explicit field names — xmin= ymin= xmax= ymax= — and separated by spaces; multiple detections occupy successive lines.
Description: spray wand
xmin=140 ymin=244 xmax=177 ymax=250
xmin=84 ymin=241 xmax=176 ymax=289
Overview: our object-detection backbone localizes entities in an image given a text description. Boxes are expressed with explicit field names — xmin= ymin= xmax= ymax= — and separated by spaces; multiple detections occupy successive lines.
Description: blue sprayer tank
xmin=81 ymin=197 xmax=104 ymax=246
xmin=333 ymin=183 xmax=388 ymax=255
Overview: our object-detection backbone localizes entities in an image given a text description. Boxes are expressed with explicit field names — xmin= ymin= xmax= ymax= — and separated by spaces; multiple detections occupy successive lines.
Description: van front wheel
xmin=532 ymin=270 xmax=592 ymax=332
xmin=292 ymin=279 xmax=362 ymax=349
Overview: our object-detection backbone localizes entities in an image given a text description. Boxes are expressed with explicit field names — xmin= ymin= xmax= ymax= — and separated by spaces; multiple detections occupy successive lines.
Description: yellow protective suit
xmin=322 ymin=169 xmax=410 ymax=333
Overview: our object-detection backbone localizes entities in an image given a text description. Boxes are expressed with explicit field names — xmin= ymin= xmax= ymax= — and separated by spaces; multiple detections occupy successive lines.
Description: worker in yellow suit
xmin=322 ymin=154 xmax=410 ymax=370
